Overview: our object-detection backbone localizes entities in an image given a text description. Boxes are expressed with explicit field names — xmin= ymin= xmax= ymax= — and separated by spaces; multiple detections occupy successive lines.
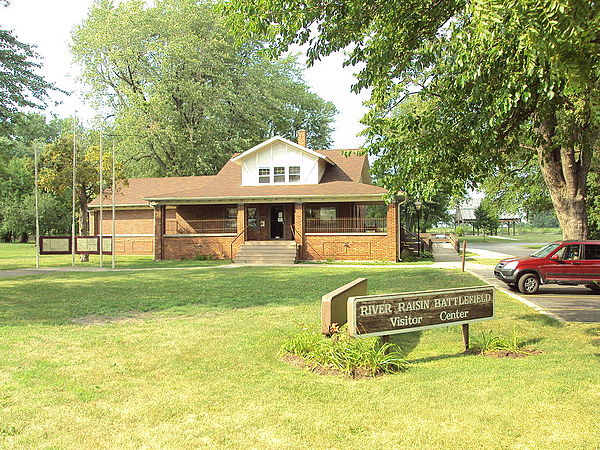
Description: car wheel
xmin=518 ymin=273 xmax=540 ymax=295
xmin=585 ymin=284 xmax=600 ymax=294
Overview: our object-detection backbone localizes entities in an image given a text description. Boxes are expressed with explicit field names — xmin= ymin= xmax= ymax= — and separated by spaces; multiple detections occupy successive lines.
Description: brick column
xmin=154 ymin=205 xmax=165 ymax=260
xmin=386 ymin=202 xmax=398 ymax=262
xmin=231 ymin=203 xmax=246 ymax=259
xmin=294 ymin=203 xmax=304 ymax=260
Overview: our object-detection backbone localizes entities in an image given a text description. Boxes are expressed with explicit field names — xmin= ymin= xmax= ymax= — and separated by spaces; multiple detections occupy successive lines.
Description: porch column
xmin=232 ymin=203 xmax=246 ymax=259
xmin=387 ymin=202 xmax=398 ymax=262
xmin=153 ymin=205 xmax=165 ymax=260
xmin=294 ymin=203 xmax=304 ymax=259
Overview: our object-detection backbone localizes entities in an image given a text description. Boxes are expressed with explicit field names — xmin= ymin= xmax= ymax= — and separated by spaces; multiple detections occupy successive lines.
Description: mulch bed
xmin=467 ymin=348 xmax=543 ymax=358
xmin=282 ymin=354 xmax=377 ymax=379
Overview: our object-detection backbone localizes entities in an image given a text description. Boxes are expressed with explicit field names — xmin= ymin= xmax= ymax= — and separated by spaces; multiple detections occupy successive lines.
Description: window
xmin=306 ymin=205 xmax=337 ymax=220
xmin=225 ymin=207 xmax=237 ymax=232
xmin=289 ymin=166 xmax=300 ymax=182
xmin=584 ymin=244 xmax=600 ymax=260
xmin=259 ymin=167 xmax=270 ymax=184
xmin=274 ymin=166 xmax=285 ymax=183
xmin=555 ymin=244 xmax=581 ymax=260
xmin=247 ymin=207 xmax=258 ymax=230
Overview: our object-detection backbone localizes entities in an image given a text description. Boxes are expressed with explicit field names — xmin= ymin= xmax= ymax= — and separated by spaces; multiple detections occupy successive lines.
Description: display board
xmin=39 ymin=236 xmax=72 ymax=255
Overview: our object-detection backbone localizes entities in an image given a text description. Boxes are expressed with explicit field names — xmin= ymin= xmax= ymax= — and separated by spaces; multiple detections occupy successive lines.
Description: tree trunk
xmin=536 ymin=109 xmax=591 ymax=240
xmin=78 ymin=193 xmax=90 ymax=262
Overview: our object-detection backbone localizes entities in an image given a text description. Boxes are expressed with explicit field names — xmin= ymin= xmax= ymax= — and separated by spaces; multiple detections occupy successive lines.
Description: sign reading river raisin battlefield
xmin=347 ymin=286 xmax=495 ymax=338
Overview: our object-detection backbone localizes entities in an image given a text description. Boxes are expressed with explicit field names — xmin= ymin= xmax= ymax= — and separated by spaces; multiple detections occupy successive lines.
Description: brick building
xmin=88 ymin=133 xmax=405 ymax=262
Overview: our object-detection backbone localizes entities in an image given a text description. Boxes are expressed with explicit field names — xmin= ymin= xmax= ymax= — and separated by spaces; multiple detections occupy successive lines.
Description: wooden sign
xmin=39 ymin=236 xmax=71 ymax=255
xmin=347 ymin=286 xmax=494 ymax=338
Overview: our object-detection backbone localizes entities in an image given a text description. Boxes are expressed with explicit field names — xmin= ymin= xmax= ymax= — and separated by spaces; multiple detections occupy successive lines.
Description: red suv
xmin=494 ymin=240 xmax=600 ymax=294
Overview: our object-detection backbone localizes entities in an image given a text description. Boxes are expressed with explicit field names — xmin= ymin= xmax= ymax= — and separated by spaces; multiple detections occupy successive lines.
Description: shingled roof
xmin=89 ymin=149 xmax=389 ymax=207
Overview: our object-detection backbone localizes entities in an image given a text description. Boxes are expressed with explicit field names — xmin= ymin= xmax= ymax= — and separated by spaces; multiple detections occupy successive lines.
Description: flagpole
xmin=72 ymin=116 xmax=77 ymax=267
xmin=34 ymin=144 xmax=40 ymax=269
xmin=99 ymin=132 xmax=103 ymax=268
xmin=111 ymin=141 xmax=116 ymax=269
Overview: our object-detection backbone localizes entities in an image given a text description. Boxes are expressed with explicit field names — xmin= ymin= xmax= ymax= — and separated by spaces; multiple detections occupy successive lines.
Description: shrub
xmin=471 ymin=328 xmax=531 ymax=355
xmin=456 ymin=226 xmax=465 ymax=237
xmin=282 ymin=327 xmax=408 ymax=377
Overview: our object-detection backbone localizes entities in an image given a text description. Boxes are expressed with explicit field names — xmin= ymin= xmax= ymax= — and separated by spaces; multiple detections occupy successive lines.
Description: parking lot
xmin=469 ymin=241 xmax=600 ymax=323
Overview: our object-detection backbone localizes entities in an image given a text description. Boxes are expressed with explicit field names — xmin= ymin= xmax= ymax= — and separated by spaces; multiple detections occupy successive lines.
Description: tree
xmin=39 ymin=129 xmax=126 ymax=258
xmin=474 ymin=204 xmax=500 ymax=236
xmin=226 ymin=0 xmax=600 ymax=239
xmin=71 ymin=0 xmax=337 ymax=178
xmin=0 ymin=29 xmax=56 ymax=129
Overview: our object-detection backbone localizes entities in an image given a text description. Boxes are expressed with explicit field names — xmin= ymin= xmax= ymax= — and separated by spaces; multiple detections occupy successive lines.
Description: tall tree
xmin=0 ymin=29 xmax=56 ymax=129
xmin=226 ymin=0 xmax=600 ymax=239
xmin=72 ymin=0 xmax=337 ymax=178
xmin=39 ymin=129 xmax=126 ymax=249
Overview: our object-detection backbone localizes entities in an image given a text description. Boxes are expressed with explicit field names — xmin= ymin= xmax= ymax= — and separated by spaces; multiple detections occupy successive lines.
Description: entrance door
xmin=270 ymin=205 xmax=284 ymax=239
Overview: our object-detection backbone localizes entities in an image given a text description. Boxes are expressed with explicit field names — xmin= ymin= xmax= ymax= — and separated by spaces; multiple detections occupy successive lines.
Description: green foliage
xmin=282 ymin=328 xmax=408 ymax=377
xmin=226 ymin=0 xmax=600 ymax=238
xmin=530 ymin=210 xmax=559 ymax=229
xmin=474 ymin=204 xmax=500 ymax=235
xmin=471 ymin=328 xmax=532 ymax=355
xmin=588 ymin=153 xmax=600 ymax=238
xmin=72 ymin=0 xmax=336 ymax=178
xmin=0 ymin=30 xmax=57 ymax=128
xmin=0 ymin=114 xmax=71 ymax=241
xmin=456 ymin=226 xmax=465 ymax=237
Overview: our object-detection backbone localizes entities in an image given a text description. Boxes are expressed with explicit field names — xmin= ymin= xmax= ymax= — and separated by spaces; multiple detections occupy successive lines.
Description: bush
xmin=282 ymin=327 xmax=408 ymax=377
xmin=456 ymin=226 xmax=465 ymax=237
xmin=471 ymin=328 xmax=531 ymax=355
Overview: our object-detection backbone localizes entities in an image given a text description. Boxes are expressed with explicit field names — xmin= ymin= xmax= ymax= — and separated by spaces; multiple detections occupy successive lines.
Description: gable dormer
xmin=231 ymin=136 xmax=335 ymax=186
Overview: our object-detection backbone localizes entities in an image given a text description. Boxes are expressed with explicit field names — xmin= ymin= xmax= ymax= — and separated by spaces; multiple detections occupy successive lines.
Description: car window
xmin=555 ymin=244 xmax=581 ymax=260
xmin=530 ymin=242 xmax=560 ymax=257
xmin=584 ymin=244 xmax=600 ymax=260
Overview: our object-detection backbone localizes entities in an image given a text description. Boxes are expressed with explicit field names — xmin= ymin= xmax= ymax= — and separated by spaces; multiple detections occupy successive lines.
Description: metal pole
xmin=34 ymin=144 xmax=40 ymax=269
xmin=111 ymin=141 xmax=116 ymax=270
xmin=417 ymin=207 xmax=421 ymax=258
xmin=99 ymin=133 xmax=103 ymax=268
xmin=72 ymin=116 xmax=77 ymax=267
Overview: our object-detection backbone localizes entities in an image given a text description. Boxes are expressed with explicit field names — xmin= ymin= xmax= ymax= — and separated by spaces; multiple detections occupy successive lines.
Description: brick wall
xmin=303 ymin=203 xmax=397 ymax=261
xmin=163 ymin=236 xmax=237 ymax=260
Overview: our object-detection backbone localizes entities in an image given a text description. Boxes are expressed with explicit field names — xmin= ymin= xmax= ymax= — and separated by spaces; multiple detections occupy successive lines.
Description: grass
xmin=0 ymin=266 xmax=599 ymax=447
xmin=459 ymin=233 xmax=562 ymax=244
xmin=0 ymin=243 xmax=229 ymax=270
xmin=299 ymin=259 xmax=434 ymax=265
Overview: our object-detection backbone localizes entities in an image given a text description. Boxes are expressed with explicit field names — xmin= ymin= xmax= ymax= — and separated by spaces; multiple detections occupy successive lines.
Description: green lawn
xmin=0 ymin=243 xmax=228 ymax=270
xmin=459 ymin=233 xmax=562 ymax=244
xmin=0 ymin=266 xmax=598 ymax=447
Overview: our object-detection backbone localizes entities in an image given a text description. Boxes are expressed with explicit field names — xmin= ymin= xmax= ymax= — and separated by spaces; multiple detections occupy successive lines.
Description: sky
xmin=0 ymin=0 xmax=370 ymax=149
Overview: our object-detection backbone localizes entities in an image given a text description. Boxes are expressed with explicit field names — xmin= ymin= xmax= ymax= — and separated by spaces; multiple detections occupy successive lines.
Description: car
xmin=494 ymin=240 xmax=600 ymax=294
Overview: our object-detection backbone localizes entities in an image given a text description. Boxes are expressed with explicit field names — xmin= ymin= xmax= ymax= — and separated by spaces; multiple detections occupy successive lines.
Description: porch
xmin=153 ymin=201 xmax=397 ymax=261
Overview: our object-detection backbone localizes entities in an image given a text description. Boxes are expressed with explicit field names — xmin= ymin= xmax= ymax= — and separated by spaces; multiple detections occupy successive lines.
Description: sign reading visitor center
xmin=347 ymin=286 xmax=494 ymax=338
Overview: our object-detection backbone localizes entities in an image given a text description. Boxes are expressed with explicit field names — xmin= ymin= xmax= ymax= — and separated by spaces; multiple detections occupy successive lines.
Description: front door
xmin=271 ymin=205 xmax=284 ymax=239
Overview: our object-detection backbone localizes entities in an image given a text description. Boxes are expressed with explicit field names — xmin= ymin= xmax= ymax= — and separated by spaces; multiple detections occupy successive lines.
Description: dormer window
xmin=289 ymin=166 xmax=300 ymax=182
xmin=259 ymin=167 xmax=270 ymax=183
xmin=274 ymin=167 xmax=285 ymax=183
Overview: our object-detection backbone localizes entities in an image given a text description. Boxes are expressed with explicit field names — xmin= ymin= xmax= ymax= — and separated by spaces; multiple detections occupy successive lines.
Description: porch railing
xmin=165 ymin=219 xmax=237 ymax=235
xmin=305 ymin=217 xmax=387 ymax=234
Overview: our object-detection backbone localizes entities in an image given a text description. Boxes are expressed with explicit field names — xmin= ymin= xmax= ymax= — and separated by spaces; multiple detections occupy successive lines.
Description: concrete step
xmin=234 ymin=241 xmax=297 ymax=264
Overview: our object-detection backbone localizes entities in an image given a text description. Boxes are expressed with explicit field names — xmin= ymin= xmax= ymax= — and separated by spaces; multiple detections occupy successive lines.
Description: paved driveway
xmin=469 ymin=264 xmax=600 ymax=323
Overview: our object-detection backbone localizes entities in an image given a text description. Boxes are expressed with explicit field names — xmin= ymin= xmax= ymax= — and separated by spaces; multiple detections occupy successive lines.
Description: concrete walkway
xmin=432 ymin=243 xmax=462 ymax=263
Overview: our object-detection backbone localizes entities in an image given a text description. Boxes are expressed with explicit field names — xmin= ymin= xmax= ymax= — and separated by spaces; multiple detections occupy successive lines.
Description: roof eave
xmin=231 ymin=136 xmax=336 ymax=165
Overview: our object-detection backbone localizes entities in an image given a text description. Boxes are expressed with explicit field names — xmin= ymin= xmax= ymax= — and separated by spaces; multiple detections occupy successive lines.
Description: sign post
xmin=347 ymin=286 xmax=494 ymax=348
